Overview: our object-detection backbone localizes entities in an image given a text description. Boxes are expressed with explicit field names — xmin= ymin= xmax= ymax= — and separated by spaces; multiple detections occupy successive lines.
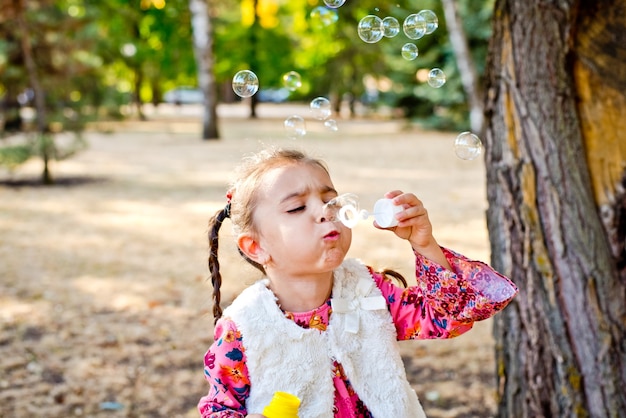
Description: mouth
xmin=324 ymin=230 xmax=340 ymax=240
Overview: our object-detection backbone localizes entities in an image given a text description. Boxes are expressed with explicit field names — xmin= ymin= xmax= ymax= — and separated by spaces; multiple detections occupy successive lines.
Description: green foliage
xmin=0 ymin=144 xmax=32 ymax=170
xmin=0 ymin=0 xmax=495 ymax=137
xmin=0 ymin=131 xmax=86 ymax=172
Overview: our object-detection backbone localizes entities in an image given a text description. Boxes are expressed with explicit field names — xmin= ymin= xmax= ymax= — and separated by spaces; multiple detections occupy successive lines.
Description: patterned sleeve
xmin=198 ymin=318 xmax=250 ymax=418
xmin=373 ymin=247 xmax=518 ymax=341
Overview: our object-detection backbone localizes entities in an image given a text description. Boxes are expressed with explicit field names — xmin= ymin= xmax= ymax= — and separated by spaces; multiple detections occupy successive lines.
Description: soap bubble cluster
xmin=353 ymin=8 xmax=444 ymax=79
xmin=231 ymin=5 xmax=457 ymax=144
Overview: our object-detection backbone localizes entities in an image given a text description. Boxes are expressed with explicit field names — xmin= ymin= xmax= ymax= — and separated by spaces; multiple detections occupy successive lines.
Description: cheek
xmin=342 ymin=228 xmax=353 ymax=247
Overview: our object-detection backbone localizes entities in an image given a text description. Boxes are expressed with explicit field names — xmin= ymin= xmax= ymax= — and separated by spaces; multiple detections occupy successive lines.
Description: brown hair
xmin=207 ymin=148 xmax=329 ymax=323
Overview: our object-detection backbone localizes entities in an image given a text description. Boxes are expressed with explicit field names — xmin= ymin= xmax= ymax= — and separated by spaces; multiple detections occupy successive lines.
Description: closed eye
xmin=287 ymin=206 xmax=305 ymax=213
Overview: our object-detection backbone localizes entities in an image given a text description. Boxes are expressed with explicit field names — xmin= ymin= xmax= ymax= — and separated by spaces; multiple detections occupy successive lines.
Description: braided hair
xmin=207 ymin=148 xmax=328 ymax=324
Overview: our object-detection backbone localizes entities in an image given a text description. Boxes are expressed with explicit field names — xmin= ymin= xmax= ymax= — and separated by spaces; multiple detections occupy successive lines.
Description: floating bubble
xmin=427 ymin=68 xmax=446 ymax=88
xmin=358 ymin=15 xmax=384 ymax=43
xmin=401 ymin=43 xmax=418 ymax=60
xmin=310 ymin=97 xmax=332 ymax=120
xmin=324 ymin=119 xmax=339 ymax=132
xmin=403 ymin=13 xmax=427 ymax=40
xmin=454 ymin=132 xmax=483 ymax=160
xmin=418 ymin=9 xmax=438 ymax=34
xmin=382 ymin=16 xmax=400 ymax=38
xmin=323 ymin=0 xmax=345 ymax=8
xmin=282 ymin=71 xmax=302 ymax=91
xmin=284 ymin=115 xmax=306 ymax=139
xmin=310 ymin=6 xmax=338 ymax=29
xmin=232 ymin=70 xmax=259 ymax=98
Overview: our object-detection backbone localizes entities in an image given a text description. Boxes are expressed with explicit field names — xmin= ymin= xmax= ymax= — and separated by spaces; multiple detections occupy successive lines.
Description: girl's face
xmin=250 ymin=162 xmax=352 ymax=277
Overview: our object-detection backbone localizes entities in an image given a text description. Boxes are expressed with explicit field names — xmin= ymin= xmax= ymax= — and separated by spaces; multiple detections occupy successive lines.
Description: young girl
xmin=198 ymin=148 xmax=517 ymax=418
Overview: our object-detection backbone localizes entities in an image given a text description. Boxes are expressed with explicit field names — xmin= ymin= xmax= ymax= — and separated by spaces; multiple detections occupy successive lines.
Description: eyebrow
xmin=279 ymin=185 xmax=337 ymax=204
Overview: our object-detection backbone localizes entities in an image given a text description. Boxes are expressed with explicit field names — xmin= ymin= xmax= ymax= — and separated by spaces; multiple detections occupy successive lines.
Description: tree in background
xmin=484 ymin=0 xmax=626 ymax=416
xmin=189 ymin=0 xmax=219 ymax=139
xmin=0 ymin=0 xmax=91 ymax=184
xmin=441 ymin=0 xmax=483 ymax=134
xmin=94 ymin=0 xmax=196 ymax=117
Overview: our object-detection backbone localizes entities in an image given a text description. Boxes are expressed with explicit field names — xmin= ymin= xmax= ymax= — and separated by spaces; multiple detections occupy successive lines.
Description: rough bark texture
xmin=483 ymin=0 xmax=626 ymax=417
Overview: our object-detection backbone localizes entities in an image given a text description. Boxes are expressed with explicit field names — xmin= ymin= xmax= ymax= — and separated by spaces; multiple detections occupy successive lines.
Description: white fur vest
xmin=222 ymin=258 xmax=426 ymax=418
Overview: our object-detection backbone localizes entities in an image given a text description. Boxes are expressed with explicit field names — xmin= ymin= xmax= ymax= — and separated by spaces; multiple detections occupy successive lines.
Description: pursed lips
xmin=323 ymin=230 xmax=340 ymax=240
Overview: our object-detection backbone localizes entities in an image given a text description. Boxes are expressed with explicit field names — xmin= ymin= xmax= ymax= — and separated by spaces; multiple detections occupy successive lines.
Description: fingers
xmin=385 ymin=191 xmax=423 ymax=211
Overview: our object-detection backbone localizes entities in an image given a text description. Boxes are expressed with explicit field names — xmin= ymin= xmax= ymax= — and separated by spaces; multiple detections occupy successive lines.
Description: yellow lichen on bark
xmin=500 ymin=17 xmax=520 ymax=159
xmin=574 ymin=60 xmax=626 ymax=207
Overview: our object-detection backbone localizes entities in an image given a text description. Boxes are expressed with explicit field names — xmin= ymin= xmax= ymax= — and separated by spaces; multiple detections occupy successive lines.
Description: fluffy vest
xmin=222 ymin=258 xmax=426 ymax=418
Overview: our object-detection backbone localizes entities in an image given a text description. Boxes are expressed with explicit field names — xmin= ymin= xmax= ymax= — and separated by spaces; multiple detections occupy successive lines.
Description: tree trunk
xmin=16 ymin=0 xmax=53 ymax=184
xmin=248 ymin=0 xmax=260 ymax=119
xmin=440 ymin=0 xmax=484 ymax=135
xmin=189 ymin=0 xmax=219 ymax=140
xmin=484 ymin=1 xmax=626 ymax=417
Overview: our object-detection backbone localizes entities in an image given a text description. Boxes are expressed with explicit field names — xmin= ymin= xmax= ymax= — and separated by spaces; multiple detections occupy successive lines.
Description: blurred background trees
xmin=1 ymin=0 xmax=493 ymax=173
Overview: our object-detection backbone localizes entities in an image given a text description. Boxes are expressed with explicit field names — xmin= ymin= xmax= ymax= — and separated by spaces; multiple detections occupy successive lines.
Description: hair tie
xmin=224 ymin=189 xmax=233 ymax=218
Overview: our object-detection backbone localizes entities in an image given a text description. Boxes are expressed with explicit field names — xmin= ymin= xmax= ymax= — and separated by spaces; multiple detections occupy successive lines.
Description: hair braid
xmin=208 ymin=207 xmax=229 ymax=324
xmin=380 ymin=268 xmax=408 ymax=288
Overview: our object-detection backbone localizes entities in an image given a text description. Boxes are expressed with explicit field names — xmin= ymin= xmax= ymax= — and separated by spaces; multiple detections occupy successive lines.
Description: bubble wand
xmin=323 ymin=193 xmax=403 ymax=229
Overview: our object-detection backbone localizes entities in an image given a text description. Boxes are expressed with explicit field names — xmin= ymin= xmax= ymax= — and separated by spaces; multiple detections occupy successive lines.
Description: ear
xmin=237 ymin=233 xmax=269 ymax=265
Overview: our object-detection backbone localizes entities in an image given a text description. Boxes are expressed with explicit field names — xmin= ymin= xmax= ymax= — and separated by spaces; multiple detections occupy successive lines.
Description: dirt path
xmin=0 ymin=104 xmax=499 ymax=417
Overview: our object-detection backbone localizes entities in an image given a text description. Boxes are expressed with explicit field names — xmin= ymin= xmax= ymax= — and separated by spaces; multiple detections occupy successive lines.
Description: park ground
xmin=1 ymin=103 xmax=500 ymax=417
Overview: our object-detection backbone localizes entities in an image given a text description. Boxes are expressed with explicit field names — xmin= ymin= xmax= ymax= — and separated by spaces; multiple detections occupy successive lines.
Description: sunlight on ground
xmin=0 ymin=107 xmax=499 ymax=417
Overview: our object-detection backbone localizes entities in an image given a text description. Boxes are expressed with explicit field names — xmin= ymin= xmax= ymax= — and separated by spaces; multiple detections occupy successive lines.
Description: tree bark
xmin=484 ymin=0 xmax=626 ymax=417
xmin=189 ymin=0 xmax=220 ymax=140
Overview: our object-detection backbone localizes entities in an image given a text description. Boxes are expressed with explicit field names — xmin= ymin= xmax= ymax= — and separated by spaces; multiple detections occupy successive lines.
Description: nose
xmin=320 ymin=201 xmax=338 ymax=223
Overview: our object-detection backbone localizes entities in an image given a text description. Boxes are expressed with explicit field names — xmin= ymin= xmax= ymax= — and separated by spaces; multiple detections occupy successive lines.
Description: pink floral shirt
xmin=198 ymin=248 xmax=517 ymax=417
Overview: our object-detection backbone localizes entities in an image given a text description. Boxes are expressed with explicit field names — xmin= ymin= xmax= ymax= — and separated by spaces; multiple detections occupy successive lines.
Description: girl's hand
xmin=377 ymin=190 xmax=452 ymax=270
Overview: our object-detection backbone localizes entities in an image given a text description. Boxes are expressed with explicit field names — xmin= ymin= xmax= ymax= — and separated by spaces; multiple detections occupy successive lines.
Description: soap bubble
xmin=310 ymin=97 xmax=332 ymax=120
xmin=324 ymin=119 xmax=339 ymax=132
xmin=403 ymin=13 xmax=426 ymax=40
xmin=232 ymin=70 xmax=259 ymax=98
xmin=454 ymin=132 xmax=483 ymax=160
xmin=382 ymin=16 xmax=400 ymax=38
xmin=323 ymin=0 xmax=345 ymax=8
xmin=310 ymin=6 xmax=338 ymax=28
xmin=358 ymin=15 xmax=384 ymax=43
xmin=323 ymin=193 xmax=364 ymax=229
xmin=284 ymin=115 xmax=306 ymax=139
xmin=282 ymin=71 xmax=302 ymax=91
xmin=418 ymin=10 xmax=438 ymax=34
xmin=401 ymin=43 xmax=418 ymax=60
xmin=427 ymin=68 xmax=446 ymax=88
